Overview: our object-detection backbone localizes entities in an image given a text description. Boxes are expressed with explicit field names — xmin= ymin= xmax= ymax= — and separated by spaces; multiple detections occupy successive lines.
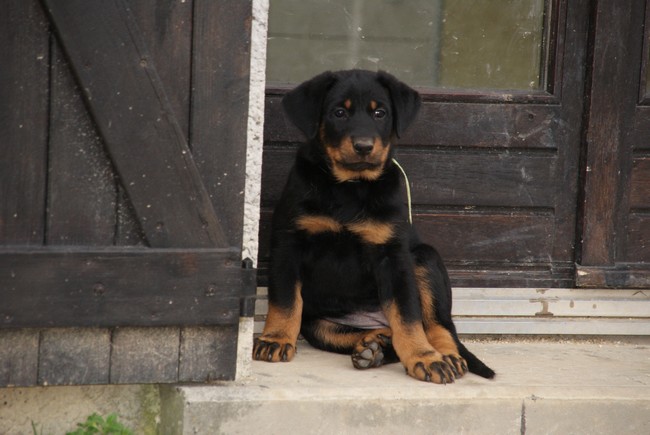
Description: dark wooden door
xmin=261 ymin=0 xmax=589 ymax=288
xmin=0 ymin=0 xmax=254 ymax=385
xmin=577 ymin=0 xmax=650 ymax=288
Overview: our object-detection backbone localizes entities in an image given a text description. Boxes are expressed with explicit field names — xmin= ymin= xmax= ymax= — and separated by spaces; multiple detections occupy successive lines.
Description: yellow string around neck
xmin=391 ymin=158 xmax=412 ymax=225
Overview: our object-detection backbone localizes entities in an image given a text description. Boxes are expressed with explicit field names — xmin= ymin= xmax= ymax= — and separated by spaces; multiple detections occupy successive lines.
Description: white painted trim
xmin=254 ymin=287 xmax=650 ymax=336
xmin=456 ymin=317 xmax=650 ymax=335
xmin=452 ymin=287 xmax=650 ymax=318
xmin=238 ymin=0 xmax=269 ymax=380
xmin=241 ymin=0 xmax=269 ymax=267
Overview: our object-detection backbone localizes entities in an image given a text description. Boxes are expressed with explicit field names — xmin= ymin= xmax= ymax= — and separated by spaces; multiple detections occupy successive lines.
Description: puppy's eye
xmin=373 ymin=108 xmax=387 ymax=119
xmin=334 ymin=108 xmax=347 ymax=118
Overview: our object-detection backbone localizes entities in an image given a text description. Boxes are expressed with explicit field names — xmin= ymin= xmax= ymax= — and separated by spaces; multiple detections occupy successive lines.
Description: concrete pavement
xmin=161 ymin=338 xmax=650 ymax=434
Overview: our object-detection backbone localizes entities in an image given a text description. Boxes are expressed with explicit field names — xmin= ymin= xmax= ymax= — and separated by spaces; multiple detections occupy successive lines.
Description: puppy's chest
xmin=294 ymin=213 xmax=394 ymax=246
xmin=294 ymin=185 xmax=401 ymax=245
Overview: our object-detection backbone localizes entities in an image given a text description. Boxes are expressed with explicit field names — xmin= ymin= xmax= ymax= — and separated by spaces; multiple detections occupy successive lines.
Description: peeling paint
xmin=530 ymin=297 xmax=557 ymax=317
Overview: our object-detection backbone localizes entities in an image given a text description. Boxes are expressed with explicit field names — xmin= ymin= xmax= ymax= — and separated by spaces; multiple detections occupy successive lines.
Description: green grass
xmin=66 ymin=413 xmax=133 ymax=435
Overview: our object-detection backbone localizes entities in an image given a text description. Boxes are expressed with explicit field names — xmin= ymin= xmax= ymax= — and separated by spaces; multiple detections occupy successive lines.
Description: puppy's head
xmin=282 ymin=70 xmax=421 ymax=182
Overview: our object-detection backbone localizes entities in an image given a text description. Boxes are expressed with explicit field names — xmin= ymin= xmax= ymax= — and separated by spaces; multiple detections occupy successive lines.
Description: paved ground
xmin=165 ymin=337 xmax=650 ymax=434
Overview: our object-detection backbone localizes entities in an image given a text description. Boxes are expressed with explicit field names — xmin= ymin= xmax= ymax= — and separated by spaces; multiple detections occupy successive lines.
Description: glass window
xmin=267 ymin=0 xmax=549 ymax=91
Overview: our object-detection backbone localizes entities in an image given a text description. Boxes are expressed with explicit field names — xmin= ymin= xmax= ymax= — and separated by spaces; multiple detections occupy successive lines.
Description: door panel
xmin=577 ymin=0 xmax=650 ymax=287
xmin=260 ymin=0 xmax=587 ymax=287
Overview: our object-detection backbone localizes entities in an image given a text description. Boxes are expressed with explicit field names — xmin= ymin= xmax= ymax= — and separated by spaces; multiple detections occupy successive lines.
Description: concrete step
xmin=161 ymin=338 xmax=650 ymax=435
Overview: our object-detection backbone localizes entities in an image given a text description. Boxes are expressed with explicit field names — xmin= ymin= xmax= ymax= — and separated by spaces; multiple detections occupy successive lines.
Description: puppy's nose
xmin=353 ymin=138 xmax=374 ymax=155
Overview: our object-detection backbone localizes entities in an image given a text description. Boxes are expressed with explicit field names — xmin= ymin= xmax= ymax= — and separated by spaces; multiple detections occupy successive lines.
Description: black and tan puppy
xmin=254 ymin=70 xmax=495 ymax=383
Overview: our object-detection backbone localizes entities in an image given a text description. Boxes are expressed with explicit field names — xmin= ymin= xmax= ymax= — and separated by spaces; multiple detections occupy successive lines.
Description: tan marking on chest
xmin=295 ymin=215 xmax=343 ymax=234
xmin=346 ymin=220 xmax=394 ymax=244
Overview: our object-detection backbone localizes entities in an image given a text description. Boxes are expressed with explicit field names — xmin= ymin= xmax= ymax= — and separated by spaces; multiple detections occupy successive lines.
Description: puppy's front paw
xmin=253 ymin=336 xmax=296 ymax=362
xmin=443 ymin=353 xmax=468 ymax=378
xmin=404 ymin=351 xmax=456 ymax=384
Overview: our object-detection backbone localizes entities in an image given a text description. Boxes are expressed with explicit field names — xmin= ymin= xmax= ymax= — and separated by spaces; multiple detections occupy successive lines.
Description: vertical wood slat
xmin=115 ymin=0 xmax=194 ymax=246
xmin=0 ymin=325 xmax=239 ymax=386
xmin=47 ymin=41 xmax=118 ymax=245
xmin=179 ymin=326 xmax=239 ymax=382
xmin=41 ymin=0 xmax=227 ymax=248
xmin=38 ymin=328 xmax=111 ymax=385
xmin=127 ymin=0 xmax=193 ymax=137
xmin=580 ymin=1 xmax=645 ymax=266
xmin=0 ymin=1 xmax=49 ymax=245
xmin=110 ymin=327 xmax=180 ymax=384
xmin=0 ymin=330 xmax=39 ymax=387
xmin=191 ymin=0 xmax=252 ymax=248
xmin=550 ymin=0 xmax=589 ymax=263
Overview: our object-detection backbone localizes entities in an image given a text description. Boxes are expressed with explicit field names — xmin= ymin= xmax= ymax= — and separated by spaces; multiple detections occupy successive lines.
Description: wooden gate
xmin=0 ymin=0 xmax=254 ymax=386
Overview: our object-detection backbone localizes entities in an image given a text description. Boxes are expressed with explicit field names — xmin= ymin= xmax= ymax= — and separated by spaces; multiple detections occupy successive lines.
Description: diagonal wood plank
xmin=0 ymin=1 xmax=49 ymax=245
xmin=41 ymin=0 xmax=227 ymax=248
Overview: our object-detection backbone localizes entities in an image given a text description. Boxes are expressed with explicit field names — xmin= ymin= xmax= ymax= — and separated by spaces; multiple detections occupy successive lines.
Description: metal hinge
xmin=240 ymin=258 xmax=257 ymax=317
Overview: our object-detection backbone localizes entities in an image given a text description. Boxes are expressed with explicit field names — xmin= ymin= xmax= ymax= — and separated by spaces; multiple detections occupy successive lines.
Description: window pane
xmin=267 ymin=0 xmax=548 ymax=91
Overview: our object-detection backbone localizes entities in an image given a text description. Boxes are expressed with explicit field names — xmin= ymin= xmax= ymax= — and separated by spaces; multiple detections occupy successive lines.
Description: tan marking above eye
xmin=295 ymin=215 xmax=343 ymax=234
xmin=344 ymin=99 xmax=352 ymax=109
xmin=346 ymin=220 xmax=394 ymax=244
xmin=370 ymin=100 xmax=377 ymax=110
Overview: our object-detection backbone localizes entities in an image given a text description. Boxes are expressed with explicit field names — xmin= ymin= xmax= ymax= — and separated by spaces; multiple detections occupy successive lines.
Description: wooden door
xmin=0 ymin=0 xmax=254 ymax=385
xmin=577 ymin=0 xmax=650 ymax=287
xmin=261 ymin=0 xmax=589 ymax=288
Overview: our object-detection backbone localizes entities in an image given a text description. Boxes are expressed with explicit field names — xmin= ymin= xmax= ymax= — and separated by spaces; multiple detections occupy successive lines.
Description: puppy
xmin=254 ymin=70 xmax=495 ymax=383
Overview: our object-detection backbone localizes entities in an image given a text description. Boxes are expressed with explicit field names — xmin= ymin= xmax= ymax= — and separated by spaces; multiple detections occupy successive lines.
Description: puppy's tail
xmin=457 ymin=341 xmax=496 ymax=379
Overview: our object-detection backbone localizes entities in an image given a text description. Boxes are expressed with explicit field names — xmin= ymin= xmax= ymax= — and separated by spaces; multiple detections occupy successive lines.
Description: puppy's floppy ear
xmin=282 ymin=71 xmax=337 ymax=139
xmin=377 ymin=71 xmax=421 ymax=138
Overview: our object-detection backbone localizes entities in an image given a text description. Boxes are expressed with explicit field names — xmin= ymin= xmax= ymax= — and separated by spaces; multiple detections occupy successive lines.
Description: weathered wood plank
xmin=0 ymin=0 xmax=49 ymax=245
xmin=0 ymin=329 xmax=39 ymax=387
xmin=415 ymin=212 xmax=555 ymax=263
xmin=191 ymin=0 xmax=252 ymax=247
xmin=448 ymin=263 xmax=574 ymax=288
xmin=127 ymin=0 xmax=193 ymax=137
xmin=549 ymin=0 xmax=590 ymax=264
xmin=39 ymin=328 xmax=111 ymax=385
xmin=264 ymin=96 xmax=563 ymax=149
xmin=630 ymin=157 xmax=650 ymax=209
xmin=261 ymin=146 xmax=557 ymax=208
xmin=0 ymin=248 xmax=242 ymax=328
xmin=626 ymin=213 xmax=650 ymax=261
xmin=401 ymin=150 xmax=556 ymax=208
xmin=110 ymin=327 xmax=180 ymax=384
xmin=179 ymin=326 xmax=239 ymax=382
xmin=46 ymin=42 xmax=118 ymax=245
xmin=576 ymin=264 xmax=650 ymax=289
xmin=41 ymin=0 xmax=226 ymax=248
xmin=631 ymin=107 xmax=650 ymax=150
xmin=115 ymin=0 xmax=194 ymax=246
xmin=580 ymin=0 xmax=644 ymax=267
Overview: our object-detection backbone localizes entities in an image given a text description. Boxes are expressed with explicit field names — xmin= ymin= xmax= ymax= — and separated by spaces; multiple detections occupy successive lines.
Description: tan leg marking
xmin=254 ymin=282 xmax=303 ymax=362
xmin=416 ymin=265 xmax=467 ymax=377
xmin=384 ymin=302 xmax=455 ymax=383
